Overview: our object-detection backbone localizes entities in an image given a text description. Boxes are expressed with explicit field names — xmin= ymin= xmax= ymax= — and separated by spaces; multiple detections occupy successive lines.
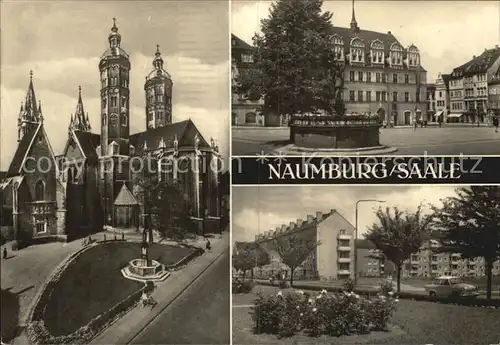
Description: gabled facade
xmin=448 ymin=46 xmax=500 ymax=123
xmin=434 ymin=73 xmax=450 ymax=122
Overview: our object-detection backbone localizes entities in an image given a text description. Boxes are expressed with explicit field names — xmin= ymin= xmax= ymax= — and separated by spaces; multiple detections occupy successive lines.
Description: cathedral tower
xmin=98 ymin=18 xmax=132 ymax=224
xmin=99 ymin=18 xmax=131 ymax=156
xmin=18 ymin=70 xmax=43 ymax=142
xmin=68 ymin=86 xmax=92 ymax=133
xmin=144 ymin=45 xmax=173 ymax=129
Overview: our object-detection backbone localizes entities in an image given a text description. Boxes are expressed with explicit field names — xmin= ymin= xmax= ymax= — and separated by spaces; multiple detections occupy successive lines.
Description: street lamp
xmin=354 ymin=199 xmax=386 ymax=287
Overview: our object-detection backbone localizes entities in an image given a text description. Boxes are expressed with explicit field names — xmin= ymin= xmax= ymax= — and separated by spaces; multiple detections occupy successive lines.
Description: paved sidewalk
xmin=91 ymin=231 xmax=229 ymax=345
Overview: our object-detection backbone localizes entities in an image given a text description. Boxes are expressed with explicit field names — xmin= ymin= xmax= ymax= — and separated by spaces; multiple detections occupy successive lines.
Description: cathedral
xmin=0 ymin=20 xmax=221 ymax=242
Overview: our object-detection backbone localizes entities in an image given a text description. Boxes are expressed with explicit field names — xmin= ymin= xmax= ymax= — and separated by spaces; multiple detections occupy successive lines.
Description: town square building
xmin=433 ymin=73 xmax=451 ymax=122
xmin=231 ymin=2 xmax=428 ymax=126
xmin=448 ymin=46 xmax=500 ymax=123
xmin=0 ymin=20 xmax=221 ymax=241
xmin=488 ymin=66 xmax=500 ymax=117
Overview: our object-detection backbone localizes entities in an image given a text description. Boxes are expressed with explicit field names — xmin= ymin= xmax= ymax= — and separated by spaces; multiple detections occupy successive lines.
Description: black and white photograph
xmin=231 ymin=0 xmax=500 ymax=156
xmin=0 ymin=2 xmax=230 ymax=344
xmin=231 ymin=185 xmax=500 ymax=344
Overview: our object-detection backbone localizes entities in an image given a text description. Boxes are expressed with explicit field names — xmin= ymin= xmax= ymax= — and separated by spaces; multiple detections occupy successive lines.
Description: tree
xmin=232 ymin=249 xmax=257 ymax=280
xmin=235 ymin=0 xmax=343 ymax=117
xmin=365 ymin=205 xmax=432 ymax=292
xmin=134 ymin=172 xmax=194 ymax=241
xmin=273 ymin=235 xmax=320 ymax=286
xmin=234 ymin=242 xmax=271 ymax=279
xmin=430 ymin=186 xmax=500 ymax=300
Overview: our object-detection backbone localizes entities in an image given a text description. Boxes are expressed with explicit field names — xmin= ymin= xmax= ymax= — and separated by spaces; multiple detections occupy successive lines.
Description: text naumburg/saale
xmin=268 ymin=162 xmax=462 ymax=180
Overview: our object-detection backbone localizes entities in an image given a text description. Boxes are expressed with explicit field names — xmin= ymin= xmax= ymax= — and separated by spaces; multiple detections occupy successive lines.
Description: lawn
xmin=42 ymin=242 xmax=195 ymax=336
xmin=232 ymin=285 xmax=500 ymax=344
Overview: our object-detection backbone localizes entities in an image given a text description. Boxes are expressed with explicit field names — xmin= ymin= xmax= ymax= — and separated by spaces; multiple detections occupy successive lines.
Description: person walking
xmin=3 ymin=247 xmax=7 ymax=260
xmin=493 ymin=116 xmax=499 ymax=133
xmin=206 ymin=238 xmax=211 ymax=251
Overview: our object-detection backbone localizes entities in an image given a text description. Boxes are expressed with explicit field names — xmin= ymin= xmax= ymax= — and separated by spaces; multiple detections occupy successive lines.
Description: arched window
xmin=122 ymin=114 xmax=128 ymax=126
xmin=109 ymin=141 xmax=119 ymax=156
xmin=35 ymin=180 xmax=45 ymax=201
xmin=110 ymin=113 xmax=118 ymax=126
xmin=245 ymin=112 xmax=257 ymax=124
xmin=103 ymin=113 xmax=107 ymax=126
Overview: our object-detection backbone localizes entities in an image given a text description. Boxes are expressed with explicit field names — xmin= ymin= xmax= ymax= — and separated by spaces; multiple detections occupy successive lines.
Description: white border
xmin=228 ymin=0 xmax=233 ymax=342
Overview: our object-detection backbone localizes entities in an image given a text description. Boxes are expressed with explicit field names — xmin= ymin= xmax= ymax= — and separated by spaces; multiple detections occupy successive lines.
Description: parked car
xmin=424 ymin=276 xmax=479 ymax=298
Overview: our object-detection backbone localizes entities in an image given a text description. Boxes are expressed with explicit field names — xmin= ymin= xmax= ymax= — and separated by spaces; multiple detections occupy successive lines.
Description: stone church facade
xmin=0 ymin=20 xmax=221 ymax=242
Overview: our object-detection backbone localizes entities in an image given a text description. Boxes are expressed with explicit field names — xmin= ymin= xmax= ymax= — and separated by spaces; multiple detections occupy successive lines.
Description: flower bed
xmin=251 ymin=289 xmax=398 ymax=338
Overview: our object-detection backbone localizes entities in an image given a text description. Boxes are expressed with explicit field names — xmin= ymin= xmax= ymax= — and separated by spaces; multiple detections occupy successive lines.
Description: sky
xmin=0 ymin=0 xmax=230 ymax=170
xmin=231 ymin=0 xmax=500 ymax=83
xmin=232 ymin=185 xmax=462 ymax=243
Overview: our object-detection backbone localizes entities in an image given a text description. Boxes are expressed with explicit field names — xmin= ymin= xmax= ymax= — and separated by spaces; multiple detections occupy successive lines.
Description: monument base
xmin=271 ymin=144 xmax=398 ymax=155
xmin=121 ymin=259 xmax=171 ymax=283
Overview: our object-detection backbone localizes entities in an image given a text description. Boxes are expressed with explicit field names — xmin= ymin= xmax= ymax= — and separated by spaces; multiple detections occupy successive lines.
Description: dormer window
xmin=370 ymin=39 xmax=385 ymax=64
xmin=350 ymin=37 xmax=365 ymax=63
xmin=332 ymin=34 xmax=344 ymax=59
xmin=109 ymin=141 xmax=119 ymax=156
xmin=390 ymin=42 xmax=403 ymax=66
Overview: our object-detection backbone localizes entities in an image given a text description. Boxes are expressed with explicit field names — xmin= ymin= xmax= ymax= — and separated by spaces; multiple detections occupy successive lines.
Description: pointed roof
xmin=129 ymin=119 xmax=210 ymax=156
xmin=350 ymin=0 xmax=359 ymax=32
xmin=19 ymin=70 xmax=42 ymax=123
xmin=146 ymin=44 xmax=172 ymax=81
xmin=69 ymin=86 xmax=92 ymax=132
xmin=114 ymin=183 xmax=139 ymax=206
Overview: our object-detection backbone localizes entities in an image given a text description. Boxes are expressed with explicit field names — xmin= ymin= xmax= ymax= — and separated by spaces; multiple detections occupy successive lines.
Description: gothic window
xmin=109 ymin=141 xmax=119 ymax=155
xmin=35 ymin=180 xmax=45 ymax=201
xmin=103 ymin=113 xmax=107 ymax=126
xmin=148 ymin=111 xmax=154 ymax=122
xmin=110 ymin=113 xmax=118 ymax=127
xmin=122 ymin=114 xmax=127 ymax=126
xmin=102 ymin=97 xmax=107 ymax=109
xmin=111 ymin=96 xmax=117 ymax=107
xmin=13 ymin=183 xmax=19 ymax=213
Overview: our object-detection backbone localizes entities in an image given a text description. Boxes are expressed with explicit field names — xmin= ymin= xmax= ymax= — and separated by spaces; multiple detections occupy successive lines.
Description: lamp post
xmin=354 ymin=199 xmax=385 ymax=287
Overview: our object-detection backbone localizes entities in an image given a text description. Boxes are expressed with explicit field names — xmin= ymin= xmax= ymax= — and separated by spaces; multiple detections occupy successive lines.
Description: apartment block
xmin=401 ymin=239 xmax=500 ymax=278
xmin=488 ymin=66 xmax=500 ymax=116
xmin=252 ymin=209 xmax=355 ymax=281
xmin=426 ymin=83 xmax=436 ymax=121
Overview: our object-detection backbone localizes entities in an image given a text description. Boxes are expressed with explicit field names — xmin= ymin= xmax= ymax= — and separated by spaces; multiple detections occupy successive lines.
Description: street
xmin=232 ymin=126 xmax=500 ymax=156
xmin=128 ymin=249 xmax=230 ymax=345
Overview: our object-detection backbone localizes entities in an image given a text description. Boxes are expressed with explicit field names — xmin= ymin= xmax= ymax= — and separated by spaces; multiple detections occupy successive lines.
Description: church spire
xmin=68 ymin=86 xmax=91 ymax=132
xmin=350 ymin=0 xmax=359 ymax=33
xmin=18 ymin=70 xmax=42 ymax=142
xmin=108 ymin=17 xmax=122 ymax=48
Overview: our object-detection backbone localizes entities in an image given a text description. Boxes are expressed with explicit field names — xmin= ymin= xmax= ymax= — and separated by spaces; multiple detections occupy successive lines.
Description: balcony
xmin=30 ymin=201 xmax=56 ymax=215
xmin=338 ymin=270 xmax=351 ymax=276
xmin=337 ymin=246 xmax=351 ymax=251
xmin=337 ymin=234 xmax=351 ymax=240
xmin=337 ymin=257 xmax=351 ymax=263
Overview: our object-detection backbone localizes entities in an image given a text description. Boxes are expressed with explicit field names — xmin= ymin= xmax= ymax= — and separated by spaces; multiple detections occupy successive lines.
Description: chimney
xmin=316 ymin=211 xmax=323 ymax=220
xmin=289 ymin=221 xmax=296 ymax=229
xmin=473 ymin=55 xmax=476 ymax=58
xmin=330 ymin=209 xmax=336 ymax=215
xmin=281 ymin=224 xmax=287 ymax=232
xmin=307 ymin=215 xmax=314 ymax=223
xmin=297 ymin=218 xmax=303 ymax=227
xmin=387 ymin=31 xmax=391 ymax=35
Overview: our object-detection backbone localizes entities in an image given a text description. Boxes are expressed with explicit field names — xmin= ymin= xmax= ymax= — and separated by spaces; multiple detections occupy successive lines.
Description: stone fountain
xmin=121 ymin=229 xmax=170 ymax=283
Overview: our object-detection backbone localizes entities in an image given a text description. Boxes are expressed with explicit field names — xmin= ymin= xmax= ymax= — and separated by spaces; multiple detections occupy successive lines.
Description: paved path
xmin=1 ymin=240 xmax=83 ymax=326
xmin=91 ymin=231 xmax=229 ymax=345
xmin=232 ymin=126 xmax=500 ymax=156
xmin=129 ymin=249 xmax=230 ymax=344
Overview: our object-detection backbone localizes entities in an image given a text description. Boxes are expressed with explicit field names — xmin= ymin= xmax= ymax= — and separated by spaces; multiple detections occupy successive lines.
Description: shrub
xmin=379 ymin=279 xmax=394 ymax=297
xmin=343 ymin=278 xmax=355 ymax=292
xmin=251 ymin=289 xmax=398 ymax=338
xmin=233 ymin=279 xmax=255 ymax=294
xmin=278 ymin=280 xmax=290 ymax=289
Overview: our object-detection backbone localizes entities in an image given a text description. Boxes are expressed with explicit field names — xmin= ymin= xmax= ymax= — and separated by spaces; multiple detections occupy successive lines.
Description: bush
xmin=343 ymin=278 xmax=355 ymax=292
xmin=278 ymin=280 xmax=290 ymax=289
xmin=379 ymin=279 xmax=394 ymax=297
xmin=251 ymin=289 xmax=398 ymax=338
xmin=233 ymin=279 xmax=255 ymax=294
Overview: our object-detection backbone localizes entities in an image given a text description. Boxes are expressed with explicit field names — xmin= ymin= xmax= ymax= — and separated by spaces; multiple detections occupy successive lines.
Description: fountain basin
xmin=121 ymin=259 xmax=171 ymax=283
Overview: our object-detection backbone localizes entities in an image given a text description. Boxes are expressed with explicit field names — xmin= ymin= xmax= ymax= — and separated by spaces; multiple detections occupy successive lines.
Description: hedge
xmin=256 ymin=281 xmax=500 ymax=308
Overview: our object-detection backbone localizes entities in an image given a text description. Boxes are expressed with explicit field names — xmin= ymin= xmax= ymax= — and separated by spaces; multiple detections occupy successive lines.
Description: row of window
xmin=101 ymin=75 xmax=129 ymax=89
xmin=436 ymin=100 xmax=446 ymax=107
xmin=102 ymin=113 xmax=128 ymax=126
xmin=348 ymin=90 xmax=417 ymax=102
xmin=489 ymin=102 xmax=500 ymax=109
xmin=348 ymin=71 xmax=417 ymax=84
xmin=450 ymin=90 xmax=463 ymax=98
xmin=451 ymin=102 xmax=465 ymax=110
xmin=147 ymin=110 xmax=168 ymax=122
xmin=102 ymin=95 xmax=128 ymax=109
